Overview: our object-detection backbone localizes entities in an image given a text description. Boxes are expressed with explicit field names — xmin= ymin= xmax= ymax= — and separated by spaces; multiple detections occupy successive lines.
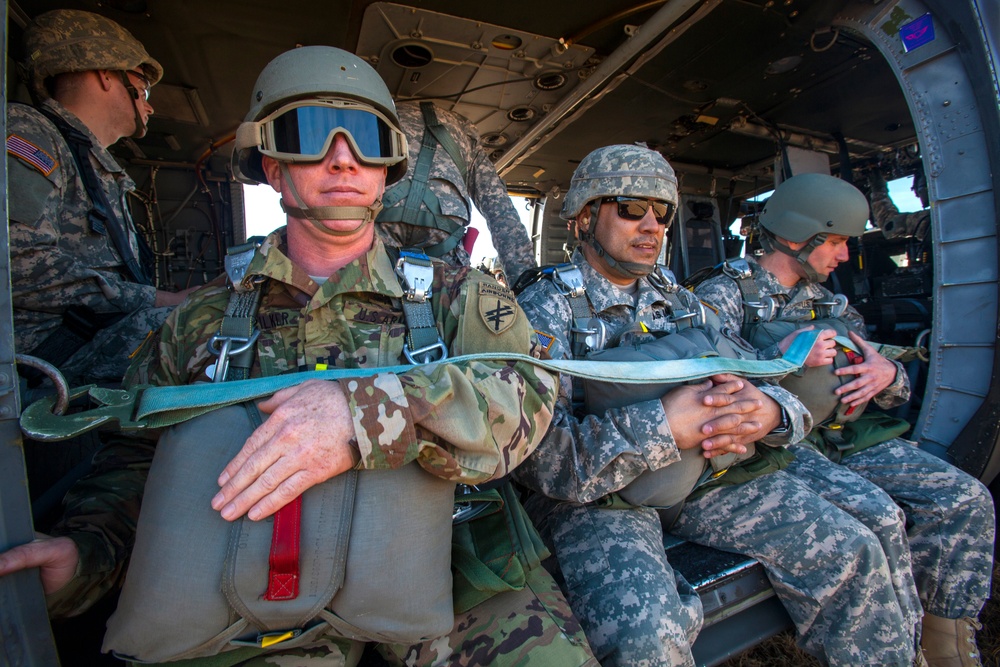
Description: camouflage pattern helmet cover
xmin=235 ymin=45 xmax=407 ymax=185
xmin=759 ymin=173 xmax=869 ymax=243
xmin=24 ymin=9 xmax=163 ymax=100
xmin=560 ymin=144 xmax=678 ymax=220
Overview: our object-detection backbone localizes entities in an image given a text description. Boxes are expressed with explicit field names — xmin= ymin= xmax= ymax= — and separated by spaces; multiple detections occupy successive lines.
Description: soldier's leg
xmin=843 ymin=439 xmax=995 ymax=619
xmin=672 ymin=469 xmax=915 ymax=667
xmin=377 ymin=564 xmax=598 ymax=667
xmin=785 ymin=444 xmax=922 ymax=644
xmin=61 ymin=305 xmax=173 ymax=386
xmin=528 ymin=497 xmax=703 ymax=667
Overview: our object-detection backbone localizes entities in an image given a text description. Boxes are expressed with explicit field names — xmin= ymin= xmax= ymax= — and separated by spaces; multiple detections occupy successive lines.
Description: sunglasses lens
xmin=269 ymin=106 xmax=395 ymax=160
xmin=610 ymin=198 xmax=674 ymax=224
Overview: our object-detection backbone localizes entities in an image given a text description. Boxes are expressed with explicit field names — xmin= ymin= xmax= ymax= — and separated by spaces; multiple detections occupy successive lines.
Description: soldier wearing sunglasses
xmin=514 ymin=144 xmax=919 ymax=667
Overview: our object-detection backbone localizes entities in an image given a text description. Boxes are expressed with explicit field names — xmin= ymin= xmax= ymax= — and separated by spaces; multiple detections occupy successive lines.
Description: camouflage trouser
xmin=841 ymin=438 xmax=994 ymax=619
xmin=59 ymin=305 xmax=173 ymax=386
xmin=524 ymin=496 xmax=704 ymax=667
xmin=672 ymin=468 xmax=916 ymax=667
xmin=226 ymin=565 xmax=598 ymax=667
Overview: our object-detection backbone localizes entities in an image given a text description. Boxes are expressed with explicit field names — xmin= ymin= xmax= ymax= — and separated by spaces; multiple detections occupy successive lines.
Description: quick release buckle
xmin=742 ymin=295 xmax=779 ymax=324
xmin=722 ymin=258 xmax=753 ymax=281
xmin=551 ymin=264 xmax=586 ymax=299
xmin=396 ymin=250 xmax=435 ymax=303
xmin=815 ymin=293 xmax=849 ymax=319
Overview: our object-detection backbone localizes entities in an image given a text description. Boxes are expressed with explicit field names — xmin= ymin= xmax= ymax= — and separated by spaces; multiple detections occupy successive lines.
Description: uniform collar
xmin=573 ymin=248 xmax=676 ymax=315
xmin=42 ymin=98 xmax=130 ymax=178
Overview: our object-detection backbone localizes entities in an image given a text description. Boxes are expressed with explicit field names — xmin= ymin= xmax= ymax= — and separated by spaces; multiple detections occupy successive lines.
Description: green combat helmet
xmin=234 ymin=46 xmax=408 ymax=236
xmin=561 ymin=144 xmax=678 ymax=278
xmin=24 ymin=9 xmax=162 ymax=101
xmin=758 ymin=172 xmax=869 ymax=282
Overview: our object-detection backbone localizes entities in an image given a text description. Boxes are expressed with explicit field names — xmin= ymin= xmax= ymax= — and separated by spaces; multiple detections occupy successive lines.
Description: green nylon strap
xmin=21 ymin=331 xmax=820 ymax=440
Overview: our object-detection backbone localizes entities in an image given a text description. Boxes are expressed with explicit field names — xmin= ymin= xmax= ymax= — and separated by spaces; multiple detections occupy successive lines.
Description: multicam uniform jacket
xmin=46 ymin=230 xmax=558 ymax=617
xmin=7 ymin=100 xmax=157 ymax=357
xmin=377 ymin=102 xmax=536 ymax=283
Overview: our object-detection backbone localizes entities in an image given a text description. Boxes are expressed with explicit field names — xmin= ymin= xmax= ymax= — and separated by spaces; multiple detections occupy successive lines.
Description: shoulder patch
xmin=7 ymin=134 xmax=57 ymax=176
xmin=534 ymin=330 xmax=555 ymax=352
xmin=478 ymin=281 xmax=518 ymax=334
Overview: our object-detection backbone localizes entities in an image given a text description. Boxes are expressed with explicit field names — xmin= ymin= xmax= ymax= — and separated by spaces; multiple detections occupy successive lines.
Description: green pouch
xmin=688 ymin=445 xmax=795 ymax=500
xmin=451 ymin=482 xmax=550 ymax=614
xmin=815 ymin=411 xmax=912 ymax=461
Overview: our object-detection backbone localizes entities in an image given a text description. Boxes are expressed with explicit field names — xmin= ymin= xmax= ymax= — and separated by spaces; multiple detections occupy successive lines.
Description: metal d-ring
xmin=15 ymin=354 xmax=69 ymax=416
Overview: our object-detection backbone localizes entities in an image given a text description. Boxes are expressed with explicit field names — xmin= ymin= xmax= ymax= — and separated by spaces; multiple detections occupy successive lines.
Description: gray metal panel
xmin=936 ymin=283 xmax=998 ymax=345
xmin=936 ymin=190 xmax=997 ymax=242
xmin=938 ymin=236 xmax=999 ymax=287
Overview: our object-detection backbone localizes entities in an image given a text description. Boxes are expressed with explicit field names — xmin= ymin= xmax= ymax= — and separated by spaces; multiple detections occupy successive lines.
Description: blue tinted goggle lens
xmin=269 ymin=106 xmax=395 ymax=160
xmin=603 ymin=196 xmax=675 ymax=225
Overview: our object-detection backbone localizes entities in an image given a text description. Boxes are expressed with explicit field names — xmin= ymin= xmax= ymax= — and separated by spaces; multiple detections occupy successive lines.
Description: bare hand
xmin=834 ymin=332 xmax=897 ymax=406
xmin=662 ymin=374 xmax=764 ymax=457
xmin=699 ymin=377 xmax=782 ymax=455
xmin=211 ymin=380 xmax=359 ymax=522
xmin=0 ymin=534 xmax=79 ymax=595
xmin=778 ymin=326 xmax=839 ymax=367
xmin=154 ymin=285 xmax=200 ymax=308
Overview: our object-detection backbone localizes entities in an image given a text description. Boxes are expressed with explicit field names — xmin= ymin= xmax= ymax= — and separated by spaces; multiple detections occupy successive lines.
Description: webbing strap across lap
xmin=20 ymin=330 xmax=821 ymax=440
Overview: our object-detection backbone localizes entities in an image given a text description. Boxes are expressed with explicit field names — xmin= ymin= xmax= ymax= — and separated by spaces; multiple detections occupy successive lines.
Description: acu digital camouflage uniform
xmin=869 ymin=171 xmax=931 ymax=241
xmin=7 ymin=99 xmax=171 ymax=387
xmin=45 ymin=229 xmax=596 ymax=667
xmin=515 ymin=249 xmax=918 ymax=667
xmin=376 ymin=102 xmax=536 ymax=284
xmin=695 ymin=255 xmax=995 ymax=626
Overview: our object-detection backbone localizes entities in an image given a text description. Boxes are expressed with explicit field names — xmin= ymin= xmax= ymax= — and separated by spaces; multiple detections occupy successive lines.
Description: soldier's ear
xmin=261 ymin=156 xmax=282 ymax=193
xmin=96 ymin=70 xmax=115 ymax=92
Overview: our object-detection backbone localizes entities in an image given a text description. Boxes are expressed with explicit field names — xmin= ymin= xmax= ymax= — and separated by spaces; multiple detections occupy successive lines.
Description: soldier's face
xmin=581 ymin=199 xmax=666 ymax=285
xmin=122 ymin=70 xmax=154 ymax=138
xmin=262 ymin=133 xmax=387 ymax=236
xmin=802 ymin=233 xmax=851 ymax=281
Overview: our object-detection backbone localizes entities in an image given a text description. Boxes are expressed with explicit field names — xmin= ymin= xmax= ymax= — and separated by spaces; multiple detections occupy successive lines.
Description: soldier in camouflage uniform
xmin=376 ymin=101 xmax=537 ymax=285
xmin=694 ymin=173 xmax=994 ymax=667
xmin=0 ymin=47 xmax=596 ymax=667
xmin=8 ymin=9 xmax=195 ymax=390
xmin=515 ymin=145 xmax=923 ymax=667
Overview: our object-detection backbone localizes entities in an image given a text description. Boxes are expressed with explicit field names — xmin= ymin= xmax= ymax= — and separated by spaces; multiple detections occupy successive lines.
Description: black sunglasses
xmin=602 ymin=196 xmax=676 ymax=225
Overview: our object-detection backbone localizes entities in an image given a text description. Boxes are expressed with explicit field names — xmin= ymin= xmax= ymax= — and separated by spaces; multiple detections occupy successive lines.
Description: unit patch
xmin=534 ymin=330 xmax=555 ymax=352
xmin=478 ymin=282 xmax=518 ymax=334
xmin=7 ymin=134 xmax=57 ymax=176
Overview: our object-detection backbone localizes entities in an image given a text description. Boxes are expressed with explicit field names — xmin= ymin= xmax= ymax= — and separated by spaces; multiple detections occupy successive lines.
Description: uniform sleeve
xmin=508 ymin=281 xmax=683 ymax=503
xmin=341 ymin=272 xmax=558 ymax=484
xmin=756 ymin=383 xmax=813 ymax=446
xmin=465 ymin=144 xmax=537 ymax=285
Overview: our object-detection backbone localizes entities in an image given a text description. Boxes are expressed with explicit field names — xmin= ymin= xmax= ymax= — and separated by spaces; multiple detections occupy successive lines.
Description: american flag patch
xmin=7 ymin=134 xmax=57 ymax=176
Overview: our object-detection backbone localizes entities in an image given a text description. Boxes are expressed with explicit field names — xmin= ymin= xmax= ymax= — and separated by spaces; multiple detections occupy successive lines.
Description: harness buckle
xmin=207 ymin=330 xmax=260 ymax=382
xmin=743 ymin=294 xmax=779 ymax=323
xmin=571 ymin=317 xmax=609 ymax=355
xmin=551 ymin=264 xmax=586 ymax=299
xmin=395 ymin=250 xmax=435 ymax=303
xmin=722 ymin=258 xmax=753 ymax=280
xmin=815 ymin=293 xmax=849 ymax=319
xmin=404 ymin=339 xmax=448 ymax=364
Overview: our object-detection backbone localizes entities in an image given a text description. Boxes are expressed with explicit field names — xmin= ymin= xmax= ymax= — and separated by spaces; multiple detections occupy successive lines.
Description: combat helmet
xmin=758 ymin=173 xmax=869 ymax=281
xmin=24 ymin=9 xmax=162 ymax=101
xmin=561 ymin=144 xmax=678 ymax=278
xmin=233 ymin=46 xmax=408 ymax=236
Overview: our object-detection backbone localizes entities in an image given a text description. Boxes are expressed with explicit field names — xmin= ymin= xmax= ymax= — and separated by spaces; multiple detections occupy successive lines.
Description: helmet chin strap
xmin=580 ymin=200 xmax=655 ymax=279
xmin=761 ymin=230 xmax=827 ymax=282
xmin=278 ymin=163 xmax=383 ymax=236
xmin=117 ymin=72 xmax=148 ymax=139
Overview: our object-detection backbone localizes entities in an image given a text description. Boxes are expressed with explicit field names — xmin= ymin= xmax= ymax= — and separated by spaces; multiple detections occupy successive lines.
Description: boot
xmin=921 ymin=613 xmax=983 ymax=667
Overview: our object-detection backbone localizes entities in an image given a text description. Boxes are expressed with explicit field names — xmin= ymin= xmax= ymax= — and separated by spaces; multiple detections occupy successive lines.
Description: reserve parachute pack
xmin=541 ymin=262 xmax=791 ymax=512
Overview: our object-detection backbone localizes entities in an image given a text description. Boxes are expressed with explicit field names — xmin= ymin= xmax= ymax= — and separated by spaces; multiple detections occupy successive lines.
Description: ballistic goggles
xmin=237 ymin=99 xmax=407 ymax=167
xmin=602 ymin=196 xmax=676 ymax=226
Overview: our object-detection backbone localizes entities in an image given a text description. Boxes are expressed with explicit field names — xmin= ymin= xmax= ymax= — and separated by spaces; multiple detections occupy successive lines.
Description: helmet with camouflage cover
xmin=24 ymin=9 xmax=162 ymax=101
xmin=758 ymin=173 xmax=869 ymax=281
xmin=560 ymin=144 xmax=678 ymax=278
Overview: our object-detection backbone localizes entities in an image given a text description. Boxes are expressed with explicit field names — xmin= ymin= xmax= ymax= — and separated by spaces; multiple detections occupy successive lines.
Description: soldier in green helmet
xmin=695 ymin=172 xmax=995 ymax=667
xmin=0 ymin=46 xmax=597 ymax=667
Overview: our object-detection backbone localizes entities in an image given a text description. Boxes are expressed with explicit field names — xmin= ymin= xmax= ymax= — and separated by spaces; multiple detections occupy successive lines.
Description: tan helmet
xmin=24 ymin=9 xmax=162 ymax=100
xmin=757 ymin=173 xmax=869 ymax=281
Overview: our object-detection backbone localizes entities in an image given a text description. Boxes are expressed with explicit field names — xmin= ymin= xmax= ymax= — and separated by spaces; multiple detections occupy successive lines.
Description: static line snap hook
xmin=16 ymin=354 xmax=69 ymax=416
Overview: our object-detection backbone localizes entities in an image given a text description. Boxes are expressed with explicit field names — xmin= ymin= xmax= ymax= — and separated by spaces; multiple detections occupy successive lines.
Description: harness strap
xmin=207 ymin=241 xmax=266 ymax=382
xmin=394 ymin=250 xmax=448 ymax=363
xmin=376 ymin=103 xmax=469 ymax=258
xmin=35 ymin=106 xmax=154 ymax=286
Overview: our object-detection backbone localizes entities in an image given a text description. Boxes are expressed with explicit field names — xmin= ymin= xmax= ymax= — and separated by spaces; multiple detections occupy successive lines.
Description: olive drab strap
xmin=377 ymin=103 xmax=469 ymax=258
xmin=35 ymin=105 xmax=154 ymax=286
xmin=206 ymin=240 xmax=266 ymax=382
xmin=395 ymin=250 xmax=449 ymax=363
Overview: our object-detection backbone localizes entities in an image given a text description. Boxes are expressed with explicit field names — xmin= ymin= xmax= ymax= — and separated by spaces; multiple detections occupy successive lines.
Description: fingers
xmin=699 ymin=437 xmax=749 ymax=458
xmin=700 ymin=400 xmax=763 ymax=435
xmin=0 ymin=536 xmax=80 ymax=594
